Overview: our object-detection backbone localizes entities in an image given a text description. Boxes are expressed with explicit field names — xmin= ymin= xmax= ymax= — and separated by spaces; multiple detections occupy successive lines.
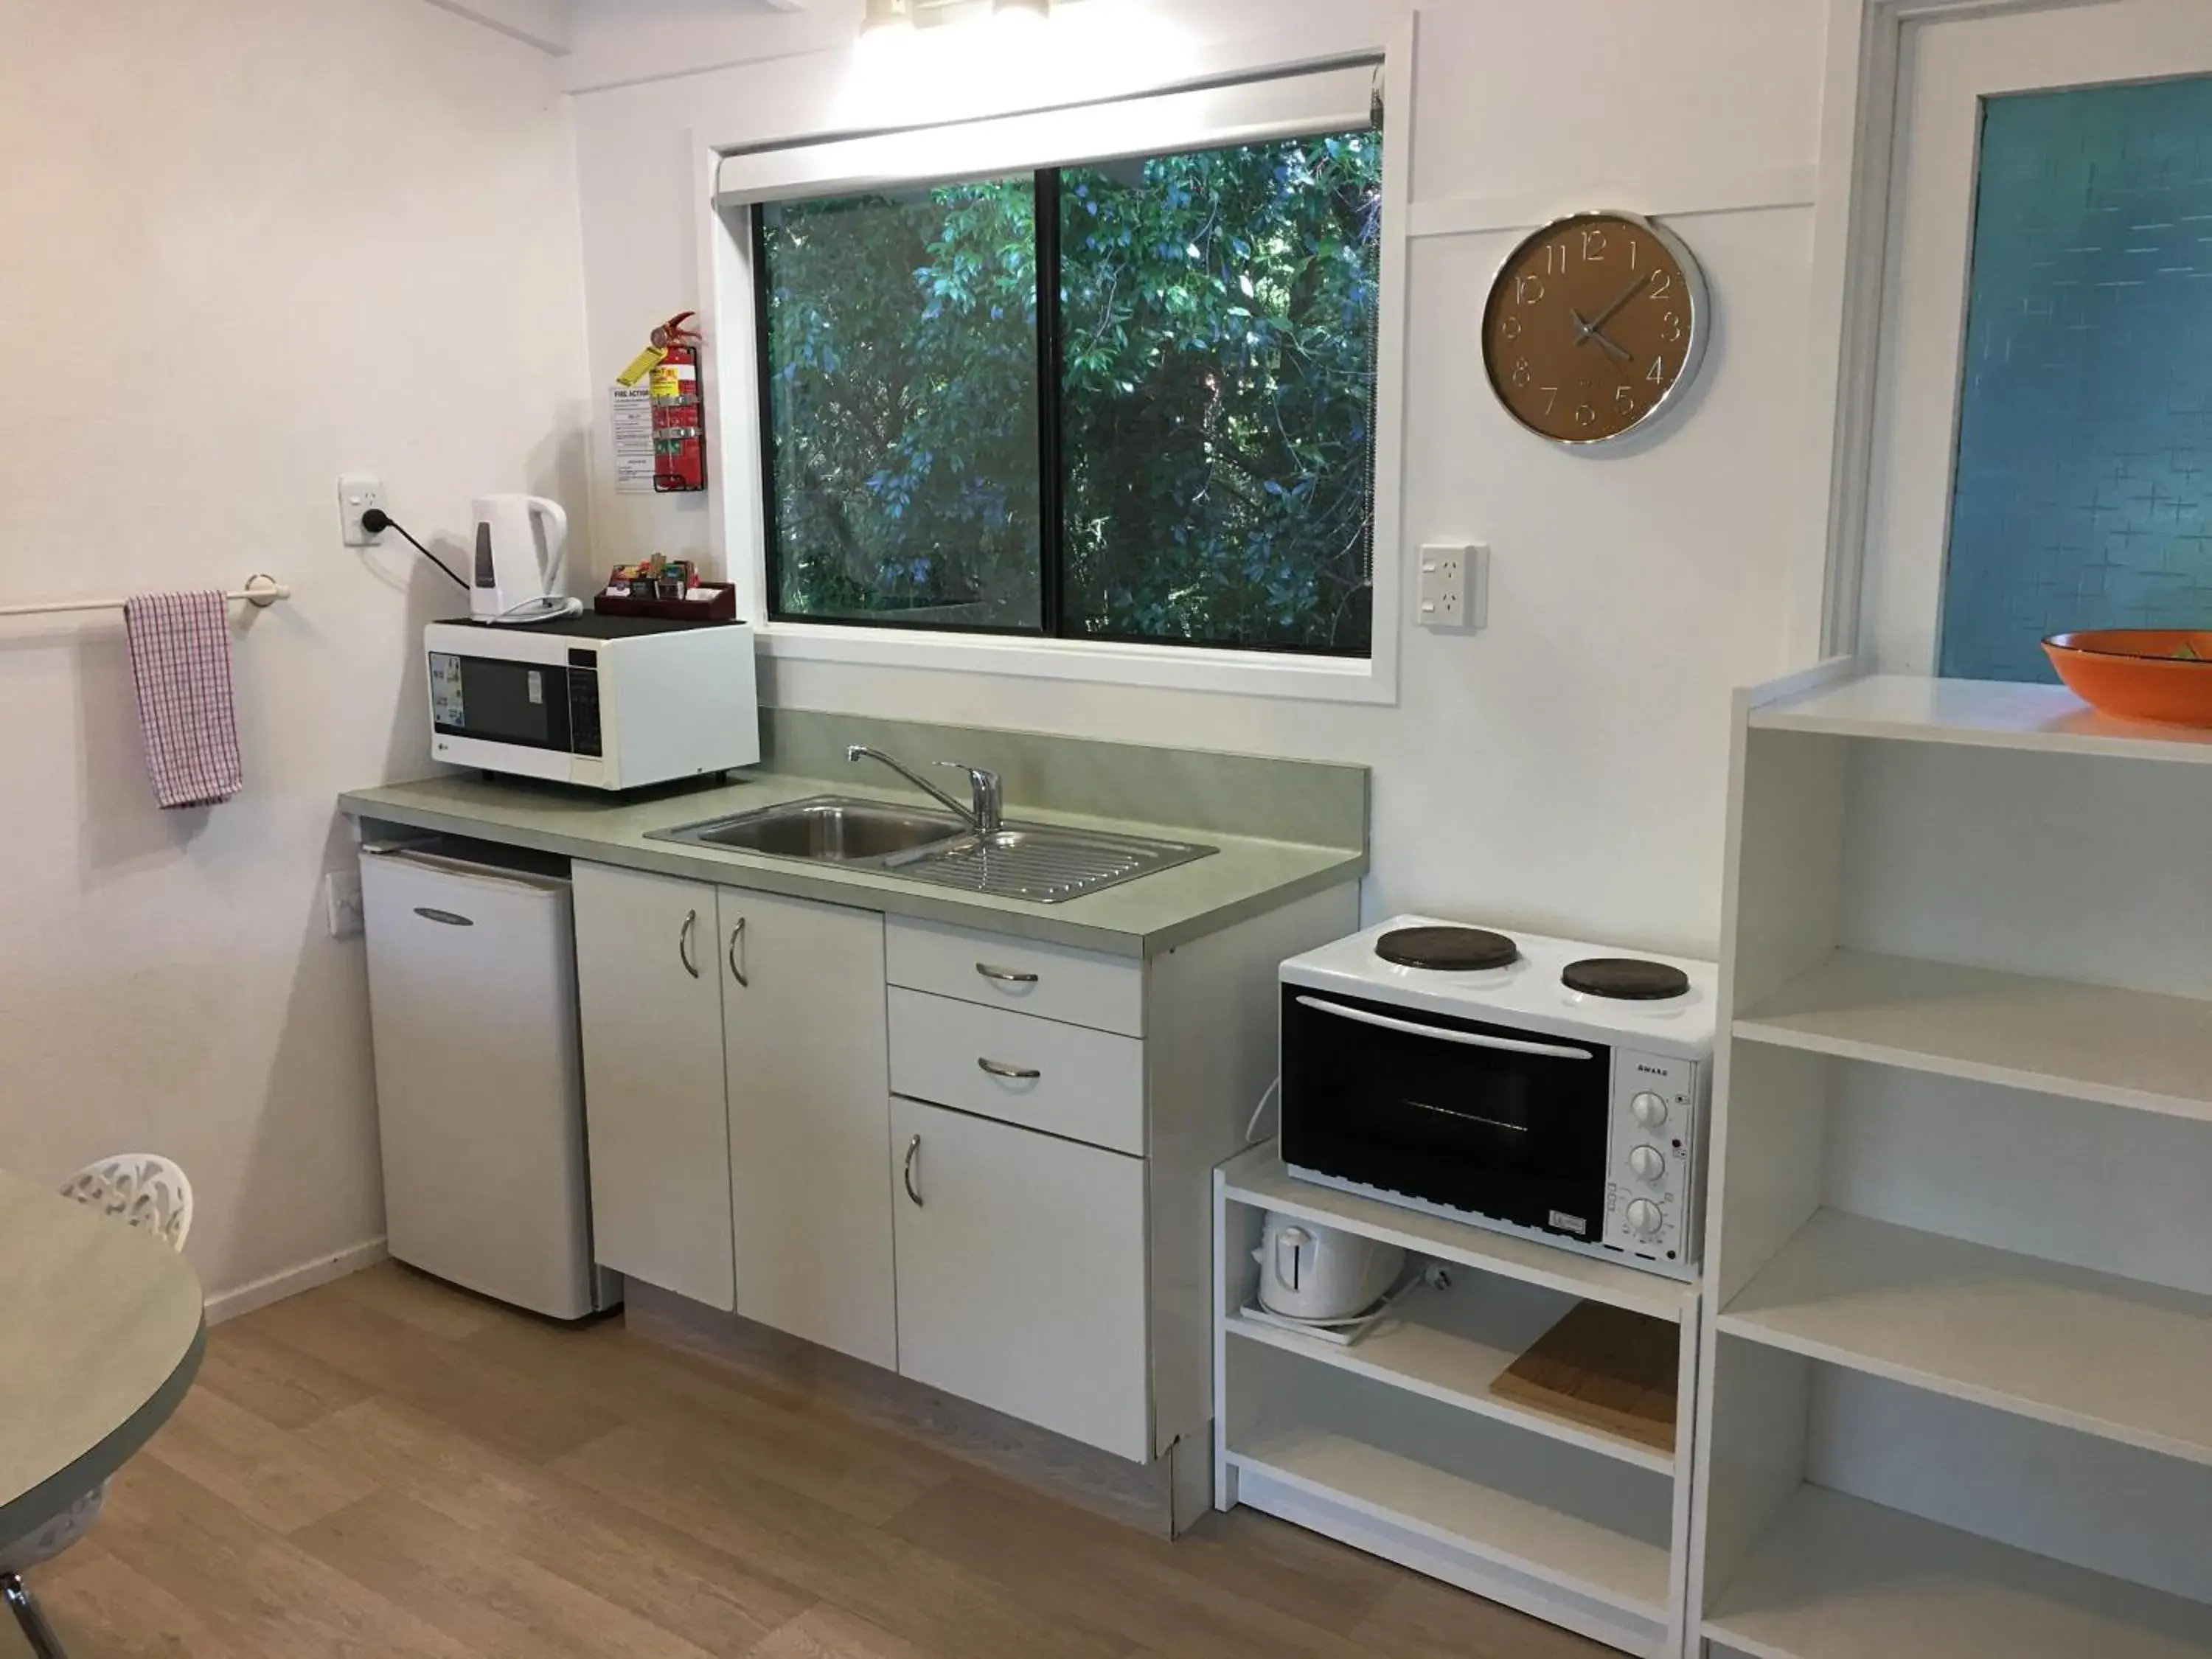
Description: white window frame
xmin=693 ymin=22 xmax=1414 ymax=705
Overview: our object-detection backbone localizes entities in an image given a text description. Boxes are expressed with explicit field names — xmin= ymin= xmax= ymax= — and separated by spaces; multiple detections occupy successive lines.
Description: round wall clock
xmin=1480 ymin=210 xmax=1709 ymax=446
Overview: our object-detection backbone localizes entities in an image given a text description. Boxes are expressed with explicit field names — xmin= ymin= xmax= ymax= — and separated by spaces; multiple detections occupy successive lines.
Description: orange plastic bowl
xmin=2042 ymin=630 xmax=2212 ymax=726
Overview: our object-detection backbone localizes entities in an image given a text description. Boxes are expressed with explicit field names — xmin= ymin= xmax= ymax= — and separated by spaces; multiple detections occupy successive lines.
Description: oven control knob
xmin=1628 ymin=1145 xmax=1666 ymax=1183
xmin=1630 ymin=1091 xmax=1669 ymax=1129
xmin=1625 ymin=1199 xmax=1664 ymax=1238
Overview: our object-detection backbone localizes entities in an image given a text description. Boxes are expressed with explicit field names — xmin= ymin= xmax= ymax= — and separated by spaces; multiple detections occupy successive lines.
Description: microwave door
xmin=1281 ymin=991 xmax=1613 ymax=1245
xmin=430 ymin=652 xmax=573 ymax=751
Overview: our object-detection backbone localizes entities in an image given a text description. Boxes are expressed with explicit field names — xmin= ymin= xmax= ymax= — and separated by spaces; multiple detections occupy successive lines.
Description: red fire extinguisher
xmin=647 ymin=312 xmax=706 ymax=493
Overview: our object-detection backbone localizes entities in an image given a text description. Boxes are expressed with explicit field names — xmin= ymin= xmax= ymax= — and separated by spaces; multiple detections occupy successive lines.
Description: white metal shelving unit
xmin=1215 ymin=1147 xmax=1701 ymax=1658
xmin=1688 ymin=664 xmax=2212 ymax=1659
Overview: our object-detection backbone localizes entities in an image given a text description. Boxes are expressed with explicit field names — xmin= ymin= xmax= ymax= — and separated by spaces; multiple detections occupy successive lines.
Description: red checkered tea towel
xmin=124 ymin=590 xmax=243 ymax=809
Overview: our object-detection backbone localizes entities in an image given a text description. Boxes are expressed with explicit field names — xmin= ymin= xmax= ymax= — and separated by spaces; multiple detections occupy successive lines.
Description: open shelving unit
xmin=1690 ymin=665 xmax=2212 ymax=1659
xmin=1215 ymin=1147 xmax=1700 ymax=1658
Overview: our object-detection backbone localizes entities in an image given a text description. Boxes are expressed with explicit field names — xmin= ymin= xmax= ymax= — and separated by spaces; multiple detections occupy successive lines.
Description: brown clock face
xmin=1481 ymin=212 xmax=1705 ymax=445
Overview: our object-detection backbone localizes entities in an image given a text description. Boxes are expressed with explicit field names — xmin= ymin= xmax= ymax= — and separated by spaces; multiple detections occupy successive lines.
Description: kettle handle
xmin=526 ymin=498 xmax=568 ymax=585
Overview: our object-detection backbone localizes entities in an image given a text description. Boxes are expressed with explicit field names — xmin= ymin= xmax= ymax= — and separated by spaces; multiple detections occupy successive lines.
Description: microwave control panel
xmin=1602 ymin=1049 xmax=1704 ymax=1270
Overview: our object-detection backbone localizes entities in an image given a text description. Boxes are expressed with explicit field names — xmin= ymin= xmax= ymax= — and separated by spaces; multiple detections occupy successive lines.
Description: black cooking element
xmin=1374 ymin=925 xmax=1520 ymax=972
xmin=1562 ymin=957 xmax=1690 ymax=1001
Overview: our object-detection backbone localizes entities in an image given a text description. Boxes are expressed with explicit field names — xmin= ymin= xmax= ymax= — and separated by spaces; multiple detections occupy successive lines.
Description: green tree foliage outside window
xmin=756 ymin=126 xmax=1382 ymax=655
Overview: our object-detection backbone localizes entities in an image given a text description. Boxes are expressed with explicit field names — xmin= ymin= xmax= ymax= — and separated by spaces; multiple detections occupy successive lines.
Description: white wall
xmin=0 ymin=0 xmax=591 ymax=1306
xmin=566 ymin=0 xmax=1829 ymax=955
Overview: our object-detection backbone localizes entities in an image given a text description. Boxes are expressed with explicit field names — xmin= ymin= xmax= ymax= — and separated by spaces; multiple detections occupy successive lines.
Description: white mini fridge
xmin=360 ymin=838 xmax=615 ymax=1319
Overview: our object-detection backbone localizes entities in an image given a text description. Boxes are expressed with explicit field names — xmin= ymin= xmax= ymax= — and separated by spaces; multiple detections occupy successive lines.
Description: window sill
xmin=752 ymin=621 xmax=1397 ymax=705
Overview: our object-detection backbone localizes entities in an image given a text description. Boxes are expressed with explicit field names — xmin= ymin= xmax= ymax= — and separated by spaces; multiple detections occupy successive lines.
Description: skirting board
xmin=202 ymin=1237 xmax=389 ymax=1326
xmin=1226 ymin=1462 xmax=1666 ymax=1658
xmin=626 ymin=1279 xmax=1211 ymax=1537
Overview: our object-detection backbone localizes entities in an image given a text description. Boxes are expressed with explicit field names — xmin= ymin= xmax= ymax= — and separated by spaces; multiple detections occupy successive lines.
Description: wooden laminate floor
xmin=4 ymin=1263 xmax=1607 ymax=1659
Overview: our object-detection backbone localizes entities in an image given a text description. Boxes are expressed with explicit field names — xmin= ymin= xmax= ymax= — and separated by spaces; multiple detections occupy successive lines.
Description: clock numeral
xmin=1545 ymin=241 xmax=1570 ymax=276
xmin=1660 ymin=310 xmax=1684 ymax=344
xmin=1574 ymin=403 xmax=1599 ymax=428
xmin=1646 ymin=355 xmax=1667 ymax=386
xmin=1615 ymin=386 xmax=1637 ymax=412
xmin=1628 ymin=239 xmax=1640 ymax=271
xmin=1580 ymin=226 xmax=1607 ymax=262
xmin=1649 ymin=271 xmax=1674 ymax=301
xmin=1500 ymin=314 xmax=1523 ymax=342
xmin=1540 ymin=386 xmax=1559 ymax=415
xmin=1510 ymin=358 xmax=1532 ymax=389
xmin=1514 ymin=274 xmax=1546 ymax=306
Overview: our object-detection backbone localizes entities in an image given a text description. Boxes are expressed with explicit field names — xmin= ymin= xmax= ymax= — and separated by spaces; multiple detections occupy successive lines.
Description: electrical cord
xmin=361 ymin=507 xmax=467 ymax=590
xmin=1243 ymin=1077 xmax=1281 ymax=1145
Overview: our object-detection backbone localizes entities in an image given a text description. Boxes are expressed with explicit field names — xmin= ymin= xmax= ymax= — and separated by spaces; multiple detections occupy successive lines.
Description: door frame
xmin=1795 ymin=0 xmax=2126 ymax=661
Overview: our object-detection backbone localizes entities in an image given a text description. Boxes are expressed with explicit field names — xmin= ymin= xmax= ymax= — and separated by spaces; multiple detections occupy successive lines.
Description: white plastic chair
xmin=0 ymin=1155 xmax=192 ymax=1659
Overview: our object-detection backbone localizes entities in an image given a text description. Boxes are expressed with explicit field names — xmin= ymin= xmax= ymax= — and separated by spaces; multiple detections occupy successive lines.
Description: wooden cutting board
xmin=1490 ymin=1300 xmax=1677 ymax=1453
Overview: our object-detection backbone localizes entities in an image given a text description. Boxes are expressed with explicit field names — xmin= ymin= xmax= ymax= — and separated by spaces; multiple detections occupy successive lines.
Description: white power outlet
xmin=324 ymin=869 xmax=365 ymax=939
xmin=1417 ymin=542 xmax=1487 ymax=630
xmin=338 ymin=475 xmax=386 ymax=547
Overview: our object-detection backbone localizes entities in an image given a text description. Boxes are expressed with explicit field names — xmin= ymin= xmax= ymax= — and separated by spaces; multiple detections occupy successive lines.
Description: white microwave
xmin=425 ymin=615 xmax=759 ymax=790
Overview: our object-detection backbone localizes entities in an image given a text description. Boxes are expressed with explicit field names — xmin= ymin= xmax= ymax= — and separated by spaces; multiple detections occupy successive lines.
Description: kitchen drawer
xmin=885 ymin=917 xmax=1143 ymax=1037
xmin=888 ymin=988 xmax=1145 ymax=1156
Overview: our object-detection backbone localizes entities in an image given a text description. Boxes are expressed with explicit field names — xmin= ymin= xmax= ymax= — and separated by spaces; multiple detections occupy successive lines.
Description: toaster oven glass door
xmin=1279 ymin=987 xmax=1613 ymax=1245
xmin=429 ymin=652 xmax=574 ymax=752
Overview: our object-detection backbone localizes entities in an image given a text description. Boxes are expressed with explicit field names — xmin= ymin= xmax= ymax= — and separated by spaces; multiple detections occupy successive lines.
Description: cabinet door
xmin=572 ymin=863 xmax=733 ymax=1310
xmin=720 ymin=888 xmax=895 ymax=1368
xmin=890 ymin=1097 xmax=1149 ymax=1460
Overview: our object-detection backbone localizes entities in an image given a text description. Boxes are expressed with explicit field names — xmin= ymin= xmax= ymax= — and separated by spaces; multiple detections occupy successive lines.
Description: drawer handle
xmin=727 ymin=916 xmax=748 ymax=988
xmin=975 ymin=962 xmax=1040 ymax=985
xmin=678 ymin=910 xmax=700 ymax=979
xmin=978 ymin=1057 xmax=1043 ymax=1082
xmin=903 ymin=1135 xmax=923 ymax=1207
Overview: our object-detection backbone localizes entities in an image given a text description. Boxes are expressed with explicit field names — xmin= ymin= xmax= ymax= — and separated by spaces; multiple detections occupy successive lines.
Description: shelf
xmin=1718 ymin=1209 xmax=2212 ymax=1468
xmin=1704 ymin=1484 xmax=2212 ymax=1659
xmin=1733 ymin=950 xmax=2212 ymax=1122
xmin=1226 ymin=1425 xmax=1672 ymax=1620
xmin=1747 ymin=673 xmax=2212 ymax=765
xmin=1225 ymin=1278 xmax=1677 ymax=1474
xmin=1219 ymin=1147 xmax=1696 ymax=1324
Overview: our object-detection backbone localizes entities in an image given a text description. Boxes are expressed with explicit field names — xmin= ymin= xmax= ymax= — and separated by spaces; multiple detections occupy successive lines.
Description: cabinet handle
xmin=727 ymin=916 xmax=748 ymax=988
xmin=975 ymin=962 xmax=1040 ymax=985
xmin=902 ymin=1134 xmax=923 ymax=1207
xmin=978 ymin=1057 xmax=1043 ymax=1082
xmin=678 ymin=910 xmax=700 ymax=979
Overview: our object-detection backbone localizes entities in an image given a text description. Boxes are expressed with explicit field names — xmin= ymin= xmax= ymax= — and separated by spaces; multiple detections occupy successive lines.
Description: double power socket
xmin=1417 ymin=542 xmax=1488 ymax=630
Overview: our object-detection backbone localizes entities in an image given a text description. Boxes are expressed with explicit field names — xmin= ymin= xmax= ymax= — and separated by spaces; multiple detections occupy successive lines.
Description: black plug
xmin=365 ymin=507 xmax=468 ymax=591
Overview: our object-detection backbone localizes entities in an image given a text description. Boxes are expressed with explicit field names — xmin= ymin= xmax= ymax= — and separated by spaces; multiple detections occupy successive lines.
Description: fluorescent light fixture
xmin=993 ymin=0 xmax=1051 ymax=15
xmin=861 ymin=0 xmax=915 ymax=32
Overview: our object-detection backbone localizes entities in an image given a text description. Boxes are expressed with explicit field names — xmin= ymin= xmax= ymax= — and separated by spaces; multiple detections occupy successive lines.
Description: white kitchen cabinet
xmin=889 ymin=1096 xmax=1150 ymax=1461
xmin=719 ymin=887 xmax=895 ymax=1368
xmin=571 ymin=862 xmax=734 ymax=1311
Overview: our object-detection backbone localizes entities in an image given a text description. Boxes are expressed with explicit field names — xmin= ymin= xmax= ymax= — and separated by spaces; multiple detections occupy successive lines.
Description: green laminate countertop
xmin=338 ymin=770 xmax=1367 ymax=958
xmin=0 ymin=1168 xmax=205 ymax=1543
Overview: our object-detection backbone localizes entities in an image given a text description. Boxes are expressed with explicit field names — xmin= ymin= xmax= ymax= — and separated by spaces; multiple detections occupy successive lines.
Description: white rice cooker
xmin=1253 ymin=1211 xmax=1405 ymax=1322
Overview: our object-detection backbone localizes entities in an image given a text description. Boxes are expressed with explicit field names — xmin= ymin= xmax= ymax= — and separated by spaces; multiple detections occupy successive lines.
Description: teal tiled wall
xmin=1939 ymin=75 xmax=2212 ymax=682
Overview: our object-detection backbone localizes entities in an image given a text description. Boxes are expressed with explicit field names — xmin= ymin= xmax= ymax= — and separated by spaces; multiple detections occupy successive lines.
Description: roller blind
xmin=712 ymin=60 xmax=1379 ymax=206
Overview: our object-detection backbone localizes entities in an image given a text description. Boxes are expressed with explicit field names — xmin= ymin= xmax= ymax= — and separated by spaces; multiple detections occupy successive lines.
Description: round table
xmin=0 ymin=1166 xmax=204 ymax=1546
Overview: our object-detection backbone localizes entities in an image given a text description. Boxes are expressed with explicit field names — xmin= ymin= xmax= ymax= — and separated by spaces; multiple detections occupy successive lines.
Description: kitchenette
xmin=7 ymin=4 xmax=2212 ymax=1659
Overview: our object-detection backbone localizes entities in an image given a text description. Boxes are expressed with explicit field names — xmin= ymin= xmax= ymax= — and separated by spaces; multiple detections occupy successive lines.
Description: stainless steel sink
xmin=651 ymin=796 xmax=966 ymax=863
xmin=649 ymin=795 xmax=1214 ymax=902
xmin=890 ymin=825 xmax=1214 ymax=904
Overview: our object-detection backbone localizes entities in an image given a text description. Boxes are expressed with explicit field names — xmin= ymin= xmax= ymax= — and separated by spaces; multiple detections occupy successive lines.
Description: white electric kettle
xmin=1253 ymin=1211 xmax=1405 ymax=1323
xmin=470 ymin=494 xmax=580 ymax=625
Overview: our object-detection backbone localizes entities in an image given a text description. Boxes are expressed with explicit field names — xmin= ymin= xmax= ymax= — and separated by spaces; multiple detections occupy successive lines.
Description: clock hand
xmin=1585 ymin=269 xmax=1653 ymax=333
xmin=1569 ymin=307 xmax=1632 ymax=364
